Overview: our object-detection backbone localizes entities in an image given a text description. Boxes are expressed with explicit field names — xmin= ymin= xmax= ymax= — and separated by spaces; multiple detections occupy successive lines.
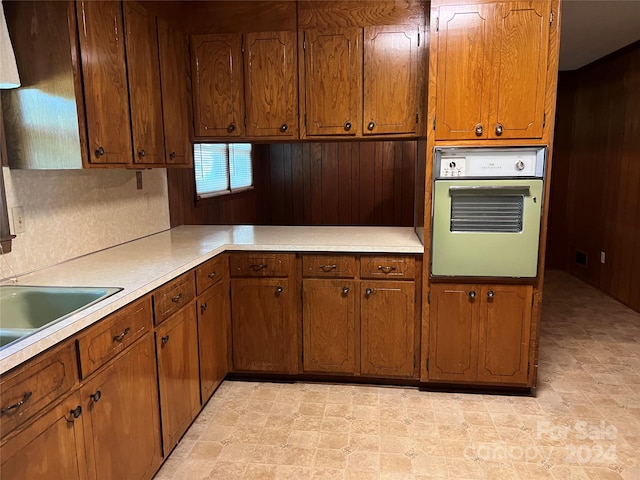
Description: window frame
xmin=192 ymin=143 xmax=254 ymax=201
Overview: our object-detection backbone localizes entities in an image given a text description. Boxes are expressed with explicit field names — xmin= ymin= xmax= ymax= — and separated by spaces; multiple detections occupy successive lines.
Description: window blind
xmin=193 ymin=143 xmax=252 ymax=198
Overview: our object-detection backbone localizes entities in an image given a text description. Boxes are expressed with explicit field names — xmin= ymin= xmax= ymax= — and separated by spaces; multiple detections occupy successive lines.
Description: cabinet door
xmin=197 ymin=280 xmax=229 ymax=404
xmin=434 ymin=4 xmax=493 ymax=140
xmin=82 ymin=336 xmax=162 ymax=480
xmin=231 ymin=278 xmax=297 ymax=373
xmin=76 ymin=1 xmax=132 ymax=165
xmin=477 ymin=285 xmax=532 ymax=385
xmin=361 ymin=281 xmax=415 ymax=378
xmin=191 ymin=34 xmax=244 ymax=137
xmin=428 ymin=284 xmax=478 ymax=382
xmin=302 ymin=279 xmax=357 ymax=374
xmin=157 ymin=18 xmax=192 ymax=166
xmin=303 ymin=28 xmax=362 ymax=137
xmin=363 ymin=26 xmax=419 ymax=135
xmin=155 ymin=306 xmax=201 ymax=455
xmin=124 ymin=2 xmax=165 ymax=166
xmin=0 ymin=392 xmax=87 ymax=480
xmin=488 ymin=1 xmax=550 ymax=139
xmin=245 ymin=31 xmax=298 ymax=138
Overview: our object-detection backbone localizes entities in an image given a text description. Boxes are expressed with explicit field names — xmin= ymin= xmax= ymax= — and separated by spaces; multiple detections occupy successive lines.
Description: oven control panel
xmin=435 ymin=147 xmax=546 ymax=178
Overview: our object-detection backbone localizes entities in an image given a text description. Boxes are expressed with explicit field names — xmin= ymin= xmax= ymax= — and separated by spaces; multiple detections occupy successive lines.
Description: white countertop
xmin=1 ymin=225 xmax=423 ymax=373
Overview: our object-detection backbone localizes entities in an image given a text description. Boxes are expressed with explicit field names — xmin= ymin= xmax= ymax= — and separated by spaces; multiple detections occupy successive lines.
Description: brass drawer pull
xmin=1 ymin=391 xmax=33 ymax=414
xmin=68 ymin=406 xmax=82 ymax=422
xmin=319 ymin=264 xmax=337 ymax=271
xmin=377 ymin=265 xmax=397 ymax=273
xmin=207 ymin=271 xmax=217 ymax=279
xmin=90 ymin=390 xmax=102 ymax=403
xmin=171 ymin=293 xmax=183 ymax=303
xmin=250 ymin=263 xmax=267 ymax=271
xmin=113 ymin=327 xmax=131 ymax=342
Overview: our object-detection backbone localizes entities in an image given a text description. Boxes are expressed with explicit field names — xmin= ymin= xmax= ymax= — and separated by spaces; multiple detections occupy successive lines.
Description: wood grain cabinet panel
xmin=435 ymin=4 xmax=493 ymax=140
xmin=428 ymin=284 xmax=479 ymax=382
xmin=0 ymin=341 xmax=77 ymax=437
xmin=361 ymin=256 xmax=416 ymax=280
xmin=230 ymin=278 xmax=297 ymax=373
xmin=302 ymin=28 xmax=362 ymax=137
xmin=123 ymin=2 xmax=165 ymax=166
xmin=245 ymin=31 xmax=298 ymax=138
xmin=428 ymin=283 xmax=532 ymax=386
xmin=489 ymin=1 xmax=549 ymax=139
xmin=76 ymin=0 xmax=132 ymax=164
xmin=76 ymin=296 xmax=152 ymax=379
xmin=363 ymin=25 xmax=419 ymax=135
xmin=195 ymin=254 xmax=226 ymax=295
xmin=361 ymin=281 xmax=415 ymax=378
xmin=302 ymin=279 xmax=357 ymax=374
xmin=197 ymin=280 xmax=230 ymax=404
xmin=434 ymin=1 xmax=550 ymax=141
xmin=155 ymin=306 xmax=201 ymax=455
xmin=157 ymin=18 xmax=192 ymax=166
xmin=302 ymin=255 xmax=357 ymax=278
xmin=81 ymin=335 xmax=162 ymax=480
xmin=230 ymin=253 xmax=293 ymax=277
xmin=192 ymin=34 xmax=244 ymax=137
xmin=477 ymin=285 xmax=532 ymax=384
xmin=0 ymin=391 xmax=87 ymax=480
xmin=153 ymin=272 xmax=196 ymax=325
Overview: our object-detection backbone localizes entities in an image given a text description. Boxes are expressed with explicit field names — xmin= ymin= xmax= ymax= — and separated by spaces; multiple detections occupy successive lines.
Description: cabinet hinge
xmin=416 ymin=112 xmax=419 ymax=124
xmin=543 ymin=113 xmax=547 ymax=128
xmin=435 ymin=17 xmax=439 ymax=32
xmin=417 ymin=32 xmax=420 ymax=46
xmin=550 ymin=11 xmax=554 ymax=26
xmin=303 ymin=39 xmax=306 ymax=50
xmin=432 ymin=116 xmax=436 ymax=130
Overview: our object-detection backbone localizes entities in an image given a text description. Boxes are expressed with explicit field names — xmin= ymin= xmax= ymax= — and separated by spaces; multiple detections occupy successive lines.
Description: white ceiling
xmin=559 ymin=0 xmax=640 ymax=70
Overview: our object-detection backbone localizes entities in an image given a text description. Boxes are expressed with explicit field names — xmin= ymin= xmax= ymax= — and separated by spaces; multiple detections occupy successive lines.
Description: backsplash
xmin=1 ymin=167 xmax=170 ymax=278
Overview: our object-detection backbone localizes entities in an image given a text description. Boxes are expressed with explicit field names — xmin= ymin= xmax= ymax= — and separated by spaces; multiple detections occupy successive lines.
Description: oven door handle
xmin=448 ymin=185 xmax=531 ymax=195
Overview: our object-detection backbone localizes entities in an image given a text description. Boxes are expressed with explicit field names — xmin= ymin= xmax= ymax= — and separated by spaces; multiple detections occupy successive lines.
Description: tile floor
xmin=154 ymin=271 xmax=640 ymax=480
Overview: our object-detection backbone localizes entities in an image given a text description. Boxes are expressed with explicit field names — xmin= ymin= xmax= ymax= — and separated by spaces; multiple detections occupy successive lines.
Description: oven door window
xmin=450 ymin=191 xmax=526 ymax=233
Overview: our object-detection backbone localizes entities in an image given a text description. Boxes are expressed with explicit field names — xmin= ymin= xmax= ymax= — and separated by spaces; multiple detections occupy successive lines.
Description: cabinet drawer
xmin=76 ymin=296 xmax=152 ymax=378
xmin=153 ymin=272 xmax=196 ymax=325
xmin=0 ymin=342 xmax=77 ymax=436
xmin=195 ymin=255 xmax=226 ymax=295
xmin=360 ymin=256 xmax=416 ymax=280
xmin=229 ymin=253 xmax=292 ymax=277
xmin=302 ymin=255 xmax=357 ymax=278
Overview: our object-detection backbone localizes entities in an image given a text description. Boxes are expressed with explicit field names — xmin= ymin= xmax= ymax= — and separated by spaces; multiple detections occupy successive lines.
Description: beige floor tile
xmin=350 ymin=434 xmax=381 ymax=452
xmin=314 ymin=448 xmax=348 ymax=469
xmin=188 ymin=441 xmax=224 ymax=461
xmin=348 ymin=451 xmax=381 ymax=471
xmin=380 ymin=453 xmax=413 ymax=474
xmin=318 ymin=432 xmax=349 ymax=449
xmin=243 ymin=463 xmax=277 ymax=479
xmin=287 ymin=430 xmax=320 ymax=448
xmin=275 ymin=465 xmax=314 ymax=480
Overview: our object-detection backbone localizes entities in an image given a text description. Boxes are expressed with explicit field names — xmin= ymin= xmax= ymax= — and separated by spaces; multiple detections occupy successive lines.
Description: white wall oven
xmin=431 ymin=146 xmax=546 ymax=278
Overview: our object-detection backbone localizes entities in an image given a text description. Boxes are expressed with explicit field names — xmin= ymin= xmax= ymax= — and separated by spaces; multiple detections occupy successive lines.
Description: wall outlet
xmin=12 ymin=206 xmax=26 ymax=233
xmin=600 ymin=251 xmax=606 ymax=264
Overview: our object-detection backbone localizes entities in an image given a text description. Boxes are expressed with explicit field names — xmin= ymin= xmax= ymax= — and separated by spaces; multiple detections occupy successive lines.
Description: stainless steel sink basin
xmin=0 ymin=285 xmax=122 ymax=349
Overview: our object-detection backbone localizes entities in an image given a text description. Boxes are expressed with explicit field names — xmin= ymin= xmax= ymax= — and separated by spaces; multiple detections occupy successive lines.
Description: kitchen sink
xmin=0 ymin=285 xmax=122 ymax=349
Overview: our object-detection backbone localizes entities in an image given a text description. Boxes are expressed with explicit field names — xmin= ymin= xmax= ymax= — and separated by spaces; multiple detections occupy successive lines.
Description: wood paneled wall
xmin=167 ymin=141 xmax=416 ymax=228
xmin=548 ymin=41 xmax=640 ymax=312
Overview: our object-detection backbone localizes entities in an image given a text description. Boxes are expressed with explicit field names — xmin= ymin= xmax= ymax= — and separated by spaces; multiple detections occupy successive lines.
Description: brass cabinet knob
xmin=169 ymin=151 xmax=176 ymax=159
xmin=280 ymin=123 xmax=288 ymax=132
xmin=227 ymin=123 xmax=236 ymax=133
xmin=138 ymin=149 xmax=146 ymax=158
xmin=95 ymin=146 xmax=105 ymax=157
xmin=367 ymin=121 xmax=375 ymax=131
xmin=90 ymin=390 xmax=102 ymax=402
xmin=475 ymin=124 xmax=483 ymax=136
xmin=487 ymin=290 xmax=495 ymax=298
xmin=342 ymin=286 xmax=350 ymax=295
xmin=495 ymin=124 xmax=503 ymax=136
xmin=344 ymin=121 xmax=352 ymax=131
xmin=468 ymin=290 xmax=476 ymax=299
xmin=275 ymin=285 xmax=283 ymax=294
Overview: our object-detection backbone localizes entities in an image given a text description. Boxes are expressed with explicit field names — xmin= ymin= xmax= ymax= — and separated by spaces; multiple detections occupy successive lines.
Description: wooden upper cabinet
xmin=302 ymin=28 xmax=362 ymax=137
xmin=245 ymin=31 xmax=298 ymax=138
xmin=477 ymin=285 xmax=532 ymax=384
xmin=435 ymin=1 xmax=551 ymax=141
xmin=489 ymin=1 xmax=550 ymax=139
xmin=363 ymin=26 xmax=419 ymax=135
xmin=192 ymin=34 xmax=244 ymax=137
xmin=157 ymin=18 xmax=193 ymax=166
xmin=435 ymin=4 xmax=493 ymax=141
xmin=428 ymin=284 xmax=479 ymax=383
xmin=123 ymin=2 xmax=165 ymax=166
xmin=76 ymin=0 xmax=132 ymax=165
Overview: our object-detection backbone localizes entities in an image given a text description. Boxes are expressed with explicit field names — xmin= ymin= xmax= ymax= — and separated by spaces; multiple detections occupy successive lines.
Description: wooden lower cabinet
xmin=230 ymin=278 xmax=297 ymax=373
xmin=428 ymin=283 xmax=533 ymax=385
xmin=361 ymin=281 xmax=415 ymax=378
xmin=302 ymin=279 xmax=357 ymax=374
xmin=155 ymin=306 xmax=201 ymax=455
xmin=197 ymin=279 xmax=230 ymax=403
xmin=0 ymin=391 xmax=87 ymax=480
xmin=82 ymin=335 xmax=162 ymax=480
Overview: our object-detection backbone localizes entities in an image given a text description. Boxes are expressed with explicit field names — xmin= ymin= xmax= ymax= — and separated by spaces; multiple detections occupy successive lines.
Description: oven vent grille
xmin=450 ymin=195 xmax=524 ymax=232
